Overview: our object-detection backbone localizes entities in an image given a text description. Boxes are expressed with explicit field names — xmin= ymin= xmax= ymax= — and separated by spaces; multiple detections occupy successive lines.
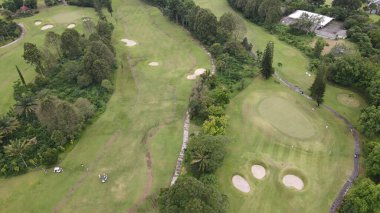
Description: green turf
xmin=0 ymin=1 xmax=210 ymax=212
xmin=215 ymin=79 xmax=354 ymax=212
xmin=0 ymin=5 xmax=97 ymax=114
xmin=192 ymin=0 xmax=361 ymax=212
xmin=258 ymin=96 xmax=317 ymax=139
xmin=194 ymin=0 xmax=365 ymax=125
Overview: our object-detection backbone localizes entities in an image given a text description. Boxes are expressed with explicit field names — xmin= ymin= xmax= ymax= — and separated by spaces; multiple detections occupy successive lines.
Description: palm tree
xmin=191 ymin=151 xmax=210 ymax=173
xmin=0 ymin=116 xmax=20 ymax=139
xmin=14 ymin=96 xmax=37 ymax=118
xmin=4 ymin=138 xmax=37 ymax=168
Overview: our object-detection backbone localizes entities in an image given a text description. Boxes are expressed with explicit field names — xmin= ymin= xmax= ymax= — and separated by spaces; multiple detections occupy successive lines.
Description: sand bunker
xmin=148 ymin=62 xmax=159 ymax=66
xmin=232 ymin=175 xmax=250 ymax=193
xmin=186 ymin=68 xmax=206 ymax=80
xmin=121 ymin=39 xmax=137 ymax=47
xmin=251 ymin=165 xmax=266 ymax=179
xmin=337 ymin=94 xmax=360 ymax=108
xmin=282 ymin=175 xmax=304 ymax=190
xmin=34 ymin=21 xmax=42 ymax=26
xmin=67 ymin=24 xmax=76 ymax=29
xmin=41 ymin=24 xmax=54 ymax=30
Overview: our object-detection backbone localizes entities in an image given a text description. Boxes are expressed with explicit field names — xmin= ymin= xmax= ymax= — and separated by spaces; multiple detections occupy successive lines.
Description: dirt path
xmin=274 ymin=72 xmax=360 ymax=213
xmin=0 ymin=24 xmax=25 ymax=49
xmin=52 ymin=133 xmax=119 ymax=212
xmin=126 ymin=124 xmax=163 ymax=213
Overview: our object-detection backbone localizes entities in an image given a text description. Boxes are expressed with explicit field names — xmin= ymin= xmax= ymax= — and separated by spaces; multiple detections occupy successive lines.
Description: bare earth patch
xmin=337 ymin=94 xmax=360 ymax=108
xmin=34 ymin=21 xmax=42 ymax=26
xmin=251 ymin=165 xmax=266 ymax=179
xmin=282 ymin=174 xmax=304 ymax=190
xmin=67 ymin=24 xmax=76 ymax=29
xmin=186 ymin=68 xmax=206 ymax=80
xmin=232 ymin=175 xmax=251 ymax=193
xmin=41 ymin=24 xmax=54 ymax=30
xmin=121 ymin=39 xmax=137 ymax=47
xmin=148 ymin=62 xmax=159 ymax=66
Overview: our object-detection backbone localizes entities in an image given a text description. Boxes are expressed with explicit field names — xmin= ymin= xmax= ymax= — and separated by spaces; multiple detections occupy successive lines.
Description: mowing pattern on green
xmin=258 ymin=97 xmax=316 ymax=139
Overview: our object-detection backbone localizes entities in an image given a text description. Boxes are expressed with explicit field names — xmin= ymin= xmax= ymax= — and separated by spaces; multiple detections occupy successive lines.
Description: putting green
xmin=337 ymin=94 xmax=361 ymax=108
xmin=258 ymin=97 xmax=316 ymax=139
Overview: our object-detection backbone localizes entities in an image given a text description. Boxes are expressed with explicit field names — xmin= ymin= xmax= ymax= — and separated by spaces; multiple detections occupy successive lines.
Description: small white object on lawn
xmin=308 ymin=74 xmax=312 ymax=77
xmin=34 ymin=21 xmax=42 ymax=26
xmin=251 ymin=165 xmax=266 ymax=179
xmin=232 ymin=175 xmax=251 ymax=193
xmin=67 ymin=24 xmax=76 ymax=29
xmin=186 ymin=68 xmax=206 ymax=80
xmin=53 ymin=167 xmax=63 ymax=173
xmin=41 ymin=25 xmax=54 ymax=30
xmin=282 ymin=174 xmax=304 ymax=190
xmin=148 ymin=62 xmax=159 ymax=66
xmin=121 ymin=39 xmax=137 ymax=47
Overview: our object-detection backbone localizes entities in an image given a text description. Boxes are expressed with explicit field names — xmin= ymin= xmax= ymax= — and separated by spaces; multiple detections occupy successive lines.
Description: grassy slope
xmin=192 ymin=0 xmax=361 ymax=212
xmin=0 ymin=6 xmax=97 ymax=114
xmin=0 ymin=1 xmax=209 ymax=212
xmin=219 ymin=79 xmax=353 ymax=213
xmin=194 ymin=0 xmax=365 ymax=124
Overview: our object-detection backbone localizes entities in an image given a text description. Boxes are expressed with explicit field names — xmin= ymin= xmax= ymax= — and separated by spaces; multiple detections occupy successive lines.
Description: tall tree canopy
xmin=340 ymin=178 xmax=380 ymax=213
xmin=261 ymin=41 xmax=274 ymax=79
xmin=309 ymin=66 xmax=326 ymax=106
xmin=185 ymin=134 xmax=228 ymax=175
xmin=332 ymin=0 xmax=362 ymax=10
xmin=158 ymin=176 xmax=228 ymax=213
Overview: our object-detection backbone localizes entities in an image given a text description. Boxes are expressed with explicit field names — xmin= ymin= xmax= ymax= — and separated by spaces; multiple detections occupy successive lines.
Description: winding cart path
xmin=0 ymin=24 xmax=25 ymax=49
xmin=275 ymin=72 xmax=360 ymax=213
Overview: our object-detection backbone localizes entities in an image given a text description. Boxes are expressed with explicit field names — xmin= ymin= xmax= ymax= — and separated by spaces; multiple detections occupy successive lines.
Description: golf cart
xmin=99 ymin=173 xmax=108 ymax=183
xmin=53 ymin=166 xmax=63 ymax=173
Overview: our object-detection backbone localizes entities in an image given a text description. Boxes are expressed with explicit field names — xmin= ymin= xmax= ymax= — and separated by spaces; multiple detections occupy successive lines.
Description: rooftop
xmin=288 ymin=10 xmax=334 ymax=27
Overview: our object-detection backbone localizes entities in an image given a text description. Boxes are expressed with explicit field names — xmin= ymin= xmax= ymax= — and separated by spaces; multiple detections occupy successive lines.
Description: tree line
xmin=0 ymin=19 xmax=116 ymax=176
xmin=139 ymin=0 xmax=261 ymax=212
xmin=0 ymin=18 xmax=21 ymax=45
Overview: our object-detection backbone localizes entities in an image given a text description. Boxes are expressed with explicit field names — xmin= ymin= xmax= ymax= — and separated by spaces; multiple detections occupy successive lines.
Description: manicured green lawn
xmin=0 ymin=5 xmax=97 ymax=114
xmin=215 ymin=78 xmax=354 ymax=213
xmin=194 ymin=0 xmax=365 ymax=125
xmin=193 ymin=0 xmax=362 ymax=212
xmin=0 ymin=0 xmax=209 ymax=212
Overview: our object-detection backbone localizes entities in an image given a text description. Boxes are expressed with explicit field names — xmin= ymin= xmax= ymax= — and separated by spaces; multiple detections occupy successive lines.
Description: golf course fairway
xmin=0 ymin=0 xmax=210 ymax=211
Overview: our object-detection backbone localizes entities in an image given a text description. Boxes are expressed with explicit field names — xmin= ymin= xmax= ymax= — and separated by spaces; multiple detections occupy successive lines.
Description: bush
xmin=41 ymin=148 xmax=58 ymax=166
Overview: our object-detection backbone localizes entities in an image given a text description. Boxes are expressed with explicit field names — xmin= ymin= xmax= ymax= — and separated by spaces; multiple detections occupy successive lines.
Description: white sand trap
xmin=232 ymin=175 xmax=250 ymax=193
xmin=41 ymin=25 xmax=54 ymax=30
xmin=282 ymin=175 xmax=304 ymax=190
xmin=148 ymin=62 xmax=159 ymax=66
xmin=34 ymin=21 xmax=42 ymax=26
xmin=67 ymin=24 xmax=76 ymax=29
xmin=251 ymin=165 xmax=266 ymax=179
xmin=186 ymin=68 xmax=206 ymax=80
xmin=121 ymin=39 xmax=137 ymax=47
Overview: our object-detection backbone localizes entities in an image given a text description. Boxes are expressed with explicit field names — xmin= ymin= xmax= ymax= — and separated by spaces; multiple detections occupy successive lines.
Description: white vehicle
xmin=99 ymin=173 xmax=108 ymax=183
xmin=53 ymin=167 xmax=63 ymax=173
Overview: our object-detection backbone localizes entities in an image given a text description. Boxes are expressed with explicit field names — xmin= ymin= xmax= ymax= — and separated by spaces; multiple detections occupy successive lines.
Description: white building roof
xmin=288 ymin=10 xmax=334 ymax=27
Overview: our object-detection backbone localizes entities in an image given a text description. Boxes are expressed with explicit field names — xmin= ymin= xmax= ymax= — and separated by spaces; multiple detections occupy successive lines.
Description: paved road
xmin=0 ymin=23 xmax=25 ymax=49
xmin=274 ymin=72 xmax=360 ymax=213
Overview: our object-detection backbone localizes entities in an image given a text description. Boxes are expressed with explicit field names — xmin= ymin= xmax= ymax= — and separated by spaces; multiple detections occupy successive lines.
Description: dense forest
xmin=141 ymin=0 xmax=270 ymax=212
xmin=0 ymin=0 xmax=116 ymax=177
xmin=0 ymin=18 xmax=21 ymax=45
